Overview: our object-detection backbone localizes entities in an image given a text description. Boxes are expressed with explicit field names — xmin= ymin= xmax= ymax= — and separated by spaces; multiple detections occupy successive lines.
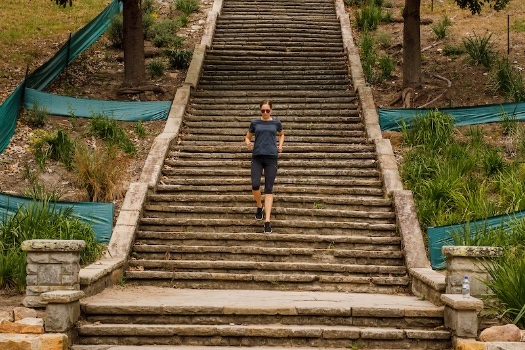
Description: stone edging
xmin=78 ymin=0 xmax=224 ymax=297
xmin=334 ymin=0 xmax=445 ymax=303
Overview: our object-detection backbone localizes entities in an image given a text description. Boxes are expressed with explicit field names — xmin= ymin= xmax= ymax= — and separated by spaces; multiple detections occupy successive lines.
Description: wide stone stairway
xmin=76 ymin=0 xmax=452 ymax=348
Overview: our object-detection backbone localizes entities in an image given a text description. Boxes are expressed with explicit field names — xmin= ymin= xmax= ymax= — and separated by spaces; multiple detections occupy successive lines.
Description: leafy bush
xmin=87 ymin=114 xmax=136 ymax=155
xmin=431 ymin=15 xmax=452 ymax=39
xmin=22 ymin=101 xmax=49 ymax=128
xmin=0 ymin=200 xmax=103 ymax=292
xmin=175 ymin=0 xmax=200 ymax=15
xmin=166 ymin=48 xmax=193 ymax=69
xmin=378 ymin=54 xmax=395 ymax=78
xmin=73 ymin=144 xmax=128 ymax=202
xmin=148 ymin=60 xmax=165 ymax=78
xmin=463 ymin=31 xmax=496 ymax=68
xmin=32 ymin=129 xmax=76 ymax=170
xmin=359 ymin=32 xmax=377 ymax=83
xmin=151 ymin=19 xmax=185 ymax=48
xmin=107 ymin=15 xmax=124 ymax=48
xmin=492 ymin=58 xmax=525 ymax=102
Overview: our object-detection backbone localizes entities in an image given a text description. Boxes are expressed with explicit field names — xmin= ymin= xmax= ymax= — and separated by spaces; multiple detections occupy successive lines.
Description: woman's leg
xmin=263 ymin=157 xmax=278 ymax=223
xmin=251 ymin=157 xmax=263 ymax=209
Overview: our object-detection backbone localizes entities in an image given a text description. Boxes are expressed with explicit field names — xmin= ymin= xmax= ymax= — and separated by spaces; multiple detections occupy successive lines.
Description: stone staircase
xmin=76 ymin=0 xmax=452 ymax=348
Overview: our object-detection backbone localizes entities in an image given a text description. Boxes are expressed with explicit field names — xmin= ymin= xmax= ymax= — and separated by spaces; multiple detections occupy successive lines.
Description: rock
xmin=0 ymin=311 xmax=13 ymax=322
xmin=0 ymin=321 xmax=44 ymax=334
xmin=479 ymin=324 xmax=522 ymax=342
xmin=12 ymin=308 xmax=36 ymax=322
xmin=15 ymin=318 xmax=44 ymax=327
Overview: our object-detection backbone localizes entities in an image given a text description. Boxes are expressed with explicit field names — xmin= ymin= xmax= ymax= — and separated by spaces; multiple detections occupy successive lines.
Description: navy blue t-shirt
xmin=249 ymin=119 xmax=283 ymax=157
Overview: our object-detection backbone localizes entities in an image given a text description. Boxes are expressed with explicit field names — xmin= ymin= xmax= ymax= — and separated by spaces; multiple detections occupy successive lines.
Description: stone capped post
xmin=442 ymin=245 xmax=503 ymax=298
xmin=21 ymin=240 xmax=86 ymax=307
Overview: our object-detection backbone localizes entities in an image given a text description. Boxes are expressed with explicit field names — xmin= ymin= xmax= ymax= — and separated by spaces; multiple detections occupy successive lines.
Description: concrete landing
xmin=81 ymin=286 xmax=442 ymax=314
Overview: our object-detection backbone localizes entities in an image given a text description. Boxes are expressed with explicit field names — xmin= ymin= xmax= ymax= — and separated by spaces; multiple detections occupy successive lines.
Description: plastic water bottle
xmin=462 ymin=276 xmax=470 ymax=299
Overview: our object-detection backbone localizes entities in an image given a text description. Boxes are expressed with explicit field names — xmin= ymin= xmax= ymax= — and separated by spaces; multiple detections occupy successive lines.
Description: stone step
xmin=182 ymin=115 xmax=361 ymax=123
xmin=131 ymin=244 xmax=403 ymax=265
xmin=73 ymin=346 xmax=352 ymax=350
xmin=191 ymin=90 xmax=351 ymax=99
xmin=204 ymin=49 xmax=344 ymax=58
xmin=153 ymin=184 xmax=384 ymax=196
xmin=184 ymin=96 xmax=358 ymax=105
xmin=169 ymin=144 xmax=372 ymax=153
xmin=134 ymin=231 xmax=403 ymax=250
xmin=195 ymin=84 xmax=349 ymax=91
xmin=163 ymin=159 xmax=375 ymax=169
xmin=138 ymin=218 xmax=397 ymax=236
xmin=210 ymin=45 xmax=343 ymax=53
xmin=159 ymin=176 xmax=382 ymax=186
xmin=124 ymin=271 xmax=410 ymax=293
xmin=147 ymin=193 xmax=391 ymax=207
xmin=181 ymin=122 xmax=363 ymax=131
xmin=168 ymin=151 xmax=374 ymax=160
xmin=178 ymin=135 xmax=366 ymax=144
xmin=78 ymin=323 xmax=450 ymax=348
xmin=212 ymin=30 xmax=342 ymax=37
xmin=161 ymin=168 xmax=378 ymax=178
xmin=142 ymin=205 xmax=394 ymax=224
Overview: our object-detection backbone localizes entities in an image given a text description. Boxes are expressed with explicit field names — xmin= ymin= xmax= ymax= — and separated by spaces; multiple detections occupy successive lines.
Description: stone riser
xmin=77 ymin=335 xmax=449 ymax=349
xmin=151 ymin=187 xmax=383 ymax=197
xmin=132 ymin=252 xmax=403 ymax=266
xmin=134 ymin=231 xmax=402 ymax=248
xmin=123 ymin=278 xmax=409 ymax=294
xmin=178 ymin=136 xmax=366 ymax=143
xmin=142 ymin=212 xmax=394 ymax=225
xmin=137 ymin=225 xmax=397 ymax=236
xmin=81 ymin=314 xmax=443 ymax=329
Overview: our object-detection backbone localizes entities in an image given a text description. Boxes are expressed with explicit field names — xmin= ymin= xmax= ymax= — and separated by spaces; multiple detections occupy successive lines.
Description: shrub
xmin=375 ymin=31 xmax=392 ymax=49
xmin=492 ymin=58 xmax=525 ymax=102
xmin=431 ymin=15 xmax=452 ymax=39
xmin=148 ymin=60 xmax=165 ymax=78
xmin=0 ymin=200 xmax=103 ymax=292
xmin=175 ymin=0 xmax=200 ymax=15
xmin=87 ymin=114 xmax=136 ymax=155
xmin=359 ymin=32 xmax=377 ymax=83
xmin=151 ymin=19 xmax=185 ymax=48
xmin=463 ymin=31 xmax=496 ymax=68
xmin=73 ymin=144 xmax=128 ymax=202
xmin=107 ymin=15 xmax=124 ymax=48
xmin=166 ymin=48 xmax=193 ymax=69
xmin=32 ymin=129 xmax=76 ymax=170
xmin=378 ymin=54 xmax=395 ymax=78
xmin=498 ymin=109 xmax=518 ymax=135
xmin=355 ymin=2 xmax=383 ymax=32
xmin=22 ymin=101 xmax=49 ymax=128
xmin=21 ymin=182 xmax=63 ymax=202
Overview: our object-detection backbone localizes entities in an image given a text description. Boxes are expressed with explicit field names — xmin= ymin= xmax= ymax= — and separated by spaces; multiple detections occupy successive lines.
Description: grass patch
xmin=87 ymin=114 xmax=136 ymax=155
xmin=0 ymin=0 xmax=108 ymax=67
xmin=492 ymin=58 xmax=525 ymax=102
xmin=175 ymin=0 xmax=200 ymax=15
xmin=463 ymin=31 xmax=497 ymax=69
xmin=431 ymin=15 xmax=452 ymax=40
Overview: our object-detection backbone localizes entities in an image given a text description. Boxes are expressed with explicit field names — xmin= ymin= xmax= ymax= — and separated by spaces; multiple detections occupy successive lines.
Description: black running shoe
xmin=255 ymin=207 xmax=263 ymax=220
xmin=264 ymin=222 xmax=272 ymax=233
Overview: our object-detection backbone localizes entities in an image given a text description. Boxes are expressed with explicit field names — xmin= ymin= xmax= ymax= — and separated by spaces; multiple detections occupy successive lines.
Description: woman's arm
xmin=245 ymin=132 xmax=254 ymax=149
xmin=278 ymin=131 xmax=284 ymax=153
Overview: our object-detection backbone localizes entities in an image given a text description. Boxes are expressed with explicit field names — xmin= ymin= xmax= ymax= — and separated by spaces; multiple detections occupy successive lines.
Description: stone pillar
xmin=441 ymin=294 xmax=484 ymax=338
xmin=21 ymin=240 xmax=86 ymax=307
xmin=41 ymin=290 xmax=85 ymax=343
xmin=442 ymin=245 xmax=503 ymax=298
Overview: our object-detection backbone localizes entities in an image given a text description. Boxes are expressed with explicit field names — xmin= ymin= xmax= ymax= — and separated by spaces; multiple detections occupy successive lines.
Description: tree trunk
xmin=402 ymin=0 xmax=422 ymax=89
xmin=122 ymin=0 xmax=145 ymax=88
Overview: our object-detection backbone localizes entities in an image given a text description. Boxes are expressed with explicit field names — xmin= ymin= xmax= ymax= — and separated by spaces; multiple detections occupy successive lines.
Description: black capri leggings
xmin=251 ymin=156 xmax=278 ymax=194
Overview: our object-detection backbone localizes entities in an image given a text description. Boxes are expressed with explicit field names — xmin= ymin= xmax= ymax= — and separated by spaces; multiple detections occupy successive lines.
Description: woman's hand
xmin=246 ymin=141 xmax=253 ymax=149
xmin=278 ymin=145 xmax=283 ymax=153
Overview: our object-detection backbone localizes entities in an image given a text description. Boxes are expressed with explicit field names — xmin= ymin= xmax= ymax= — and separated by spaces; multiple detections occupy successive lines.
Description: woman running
xmin=244 ymin=100 xmax=284 ymax=233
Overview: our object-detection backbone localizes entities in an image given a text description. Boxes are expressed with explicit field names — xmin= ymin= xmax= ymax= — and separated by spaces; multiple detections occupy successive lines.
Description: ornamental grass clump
xmin=0 ymin=200 xmax=103 ymax=292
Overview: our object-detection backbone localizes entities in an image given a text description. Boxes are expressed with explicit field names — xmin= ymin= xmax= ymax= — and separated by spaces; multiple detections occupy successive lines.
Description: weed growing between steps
xmin=0 ymin=199 xmax=103 ymax=292
xmin=398 ymin=109 xmax=525 ymax=328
